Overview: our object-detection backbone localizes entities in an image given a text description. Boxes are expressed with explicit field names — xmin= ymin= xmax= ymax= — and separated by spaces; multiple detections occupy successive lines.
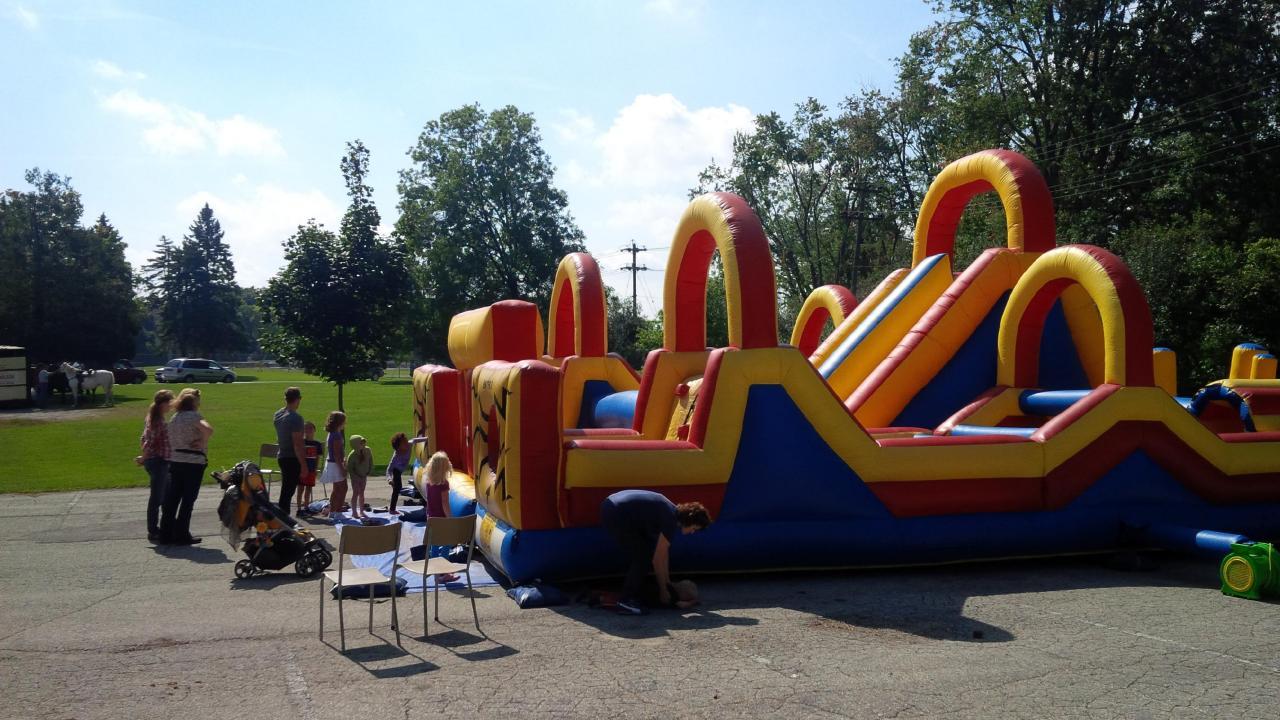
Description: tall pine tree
xmin=143 ymin=205 xmax=247 ymax=357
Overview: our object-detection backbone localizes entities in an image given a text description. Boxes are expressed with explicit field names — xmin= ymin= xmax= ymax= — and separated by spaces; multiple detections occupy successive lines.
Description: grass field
xmin=3 ymin=368 xmax=421 ymax=494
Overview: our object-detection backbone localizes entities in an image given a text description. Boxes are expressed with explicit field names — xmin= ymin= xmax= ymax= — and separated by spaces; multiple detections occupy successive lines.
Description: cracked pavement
xmin=0 ymin=488 xmax=1277 ymax=719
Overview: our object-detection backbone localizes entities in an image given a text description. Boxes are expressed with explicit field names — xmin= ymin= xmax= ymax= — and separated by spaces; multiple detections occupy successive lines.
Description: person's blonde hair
xmin=175 ymin=391 xmax=200 ymax=412
xmin=325 ymin=410 xmax=346 ymax=433
xmin=425 ymin=451 xmax=452 ymax=486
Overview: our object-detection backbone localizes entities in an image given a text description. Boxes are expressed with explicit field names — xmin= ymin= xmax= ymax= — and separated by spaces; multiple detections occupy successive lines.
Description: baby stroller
xmin=215 ymin=461 xmax=333 ymax=579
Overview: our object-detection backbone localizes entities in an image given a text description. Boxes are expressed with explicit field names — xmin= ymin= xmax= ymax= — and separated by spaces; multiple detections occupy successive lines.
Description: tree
xmin=141 ymin=205 xmax=247 ymax=356
xmin=898 ymin=0 xmax=1280 ymax=385
xmin=0 ymin=170 xmax=139 ymax=363
xmin=694 ymin=96 xmax=916 ymax=316
xmin=262 ymin=140 xmax=412 ymax=410
xmin=396 ymin=104 xmax=586 ymax=357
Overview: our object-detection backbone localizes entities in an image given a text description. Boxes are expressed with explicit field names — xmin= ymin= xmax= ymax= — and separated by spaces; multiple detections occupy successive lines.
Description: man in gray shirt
xmin=273 ymin=386 xmax=306 ymax=515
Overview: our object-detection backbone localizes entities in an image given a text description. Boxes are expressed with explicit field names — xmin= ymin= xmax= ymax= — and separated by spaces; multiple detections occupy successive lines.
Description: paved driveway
xmin=0 ymin=487 xmax=1277 ymax=719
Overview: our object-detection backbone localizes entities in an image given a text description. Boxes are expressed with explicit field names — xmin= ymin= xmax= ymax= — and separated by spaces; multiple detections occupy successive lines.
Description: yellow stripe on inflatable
xmin=825 ymin=256 xmax=953 ymax=400
xmin=999 ymin=247 xmax=1129 ymax=387
xmin=852 ymin=251 xmax=1033 ymax=427
xmin=809 ymin=270 xmax=908 ymax=367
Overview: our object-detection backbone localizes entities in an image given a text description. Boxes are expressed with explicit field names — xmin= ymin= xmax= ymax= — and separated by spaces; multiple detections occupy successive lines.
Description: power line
xmin=1034 ymin=70 xmax=1280 ymax=156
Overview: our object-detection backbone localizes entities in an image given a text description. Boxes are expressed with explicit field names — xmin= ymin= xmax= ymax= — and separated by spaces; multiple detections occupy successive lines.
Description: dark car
xmin=111 ymin=359 xmax=147 ymax=385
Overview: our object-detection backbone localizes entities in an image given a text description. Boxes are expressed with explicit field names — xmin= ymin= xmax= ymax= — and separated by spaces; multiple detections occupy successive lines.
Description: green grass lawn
xmin=3 ymin=368 xmax=420 ymax=494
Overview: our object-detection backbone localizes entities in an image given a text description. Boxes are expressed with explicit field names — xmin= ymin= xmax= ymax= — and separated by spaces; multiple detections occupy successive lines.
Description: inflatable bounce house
xmin=410 ymin=149 xmax=1280 ymax=598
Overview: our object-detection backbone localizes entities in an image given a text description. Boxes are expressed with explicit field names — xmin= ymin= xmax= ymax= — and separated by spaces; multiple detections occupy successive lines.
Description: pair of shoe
xmin=147 ymin=531 xmax=161 ymax=543
xmin=615 ymin=597 xmax=647 ymax=616
xmin=164 ymin=536 xmax=202 ymax=546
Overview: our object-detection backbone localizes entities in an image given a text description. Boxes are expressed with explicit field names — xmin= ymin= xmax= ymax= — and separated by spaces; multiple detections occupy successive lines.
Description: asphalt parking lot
xmin=1 ymin=487 xmax=1277 ymax=719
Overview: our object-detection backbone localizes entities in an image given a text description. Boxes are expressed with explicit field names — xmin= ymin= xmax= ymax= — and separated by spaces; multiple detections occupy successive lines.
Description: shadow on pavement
xmin=151 ymin=543 xmax=228 ymax=565
xmin=549 ymin=552 xmax=1212 ymax=643
xmin=325 ymin=632 xmax=439 ymax=678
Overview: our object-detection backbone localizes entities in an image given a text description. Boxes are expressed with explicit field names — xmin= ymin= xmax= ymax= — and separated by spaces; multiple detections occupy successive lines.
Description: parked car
xmin=155 ymin=358 xmax=237 ymax=384
xmin=111 ymin=359 xmax=147 ymax=385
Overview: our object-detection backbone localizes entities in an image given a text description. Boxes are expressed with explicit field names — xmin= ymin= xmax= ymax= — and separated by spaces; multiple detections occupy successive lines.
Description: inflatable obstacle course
xmin=411 ymin=149 xmax=1280 ymax=585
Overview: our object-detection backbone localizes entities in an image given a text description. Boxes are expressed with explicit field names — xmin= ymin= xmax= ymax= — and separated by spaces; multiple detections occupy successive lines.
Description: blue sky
xmin=1 ymin=0 xmax=937 ymax=314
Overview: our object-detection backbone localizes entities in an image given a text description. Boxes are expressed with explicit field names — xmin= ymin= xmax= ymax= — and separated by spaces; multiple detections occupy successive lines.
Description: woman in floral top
xmin=136 ymin=389 xmax=175 ymax=543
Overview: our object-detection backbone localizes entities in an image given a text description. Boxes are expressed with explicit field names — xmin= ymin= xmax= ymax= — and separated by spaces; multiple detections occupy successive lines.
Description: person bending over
xmin=599 ymin=489 xmax=710 ymax=615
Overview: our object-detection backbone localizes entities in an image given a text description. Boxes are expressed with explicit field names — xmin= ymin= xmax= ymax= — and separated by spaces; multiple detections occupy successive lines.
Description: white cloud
xmin=552 ymin=108 xmax=596 ymax=143
xmin=553 ymin=94 xmax=755 ymax=315
xmin=91 ymin=59 xmax=146 ymax=81
xmin=12 ymin=4 xmax=37 ymax=29
xmin=175 ymin=185 xmax=342 ymax=286
xmin=593 ymin=94 xmax=753 ymax=189
xmin=101 ymin=89 xmax=285 ymax=158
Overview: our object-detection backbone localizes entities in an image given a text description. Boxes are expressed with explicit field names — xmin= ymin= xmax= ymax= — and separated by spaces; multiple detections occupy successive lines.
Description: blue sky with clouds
xmin=2 ymin=0 xmax=937 ymax=313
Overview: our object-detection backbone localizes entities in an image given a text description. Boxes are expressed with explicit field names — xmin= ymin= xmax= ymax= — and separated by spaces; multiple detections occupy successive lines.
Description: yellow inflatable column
xmin=1152 ymin=348 xmax=1177 ymax=395
xmin=1252 ymin=353 xmax=1278 ymax=380
xmin=1229 ymin=344 xmax=1266 ymax=380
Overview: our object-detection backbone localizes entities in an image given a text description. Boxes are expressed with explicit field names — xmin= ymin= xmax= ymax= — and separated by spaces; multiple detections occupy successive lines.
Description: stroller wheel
xmin=313 ymin=547 xmax=333 ymax=570
xmin=295 ymin=555 xmax=317 ymax=578
xmin=234 ymin=559 xmax=256 ymax=579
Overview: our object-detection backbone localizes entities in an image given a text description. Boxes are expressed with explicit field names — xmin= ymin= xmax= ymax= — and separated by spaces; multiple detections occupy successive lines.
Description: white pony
xmin=60 ymin=362 xmax=114 ymax=407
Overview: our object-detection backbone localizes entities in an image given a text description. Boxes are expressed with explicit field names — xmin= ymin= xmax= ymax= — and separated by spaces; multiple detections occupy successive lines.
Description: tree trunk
xmin=337 ymin=382 xmax=344 ymax=412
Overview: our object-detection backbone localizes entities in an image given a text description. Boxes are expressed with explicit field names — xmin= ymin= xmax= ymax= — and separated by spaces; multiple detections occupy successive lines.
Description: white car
xmin=155 ymin=358 xmax=237 ymax=384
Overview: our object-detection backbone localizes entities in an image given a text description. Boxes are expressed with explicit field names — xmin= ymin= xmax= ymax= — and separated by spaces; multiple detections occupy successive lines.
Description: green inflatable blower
xmin=1220 ymin=542 xmax=1280 ymax=600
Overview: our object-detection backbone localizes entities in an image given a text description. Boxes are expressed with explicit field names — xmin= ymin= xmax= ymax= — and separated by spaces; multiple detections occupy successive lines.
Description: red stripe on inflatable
xmin=847 ymin=249 xmax=1009 ymax=414
xmin=630 ymin=349 xmax=664 ymax=433
xmin=1029 ymin=384 xmax=1121 ymax=442
xmin=1042 ymin=420 xmax=1145 ymax=506
xmin=796 ymin=306 xmax=832 ymax=357
xmin=688 ymin=348 xmax=729 ymax=447
xmin=1219 ymin=431 xmax=1280 ymax=443
xmin=674 ymin=230 xmax=717 ymax=351
xmin=574 ymin=253 xmax=607 ymax=357
xmin=561 ymin=484 xmax=727 ymax=528
xmin=1232 ymin=388 xmax=1280 ymax=415
xmin=991 ymin=149 xmax=1055 ymax=253
xmin=552 ymin=277 xmax=575 ymax=358
xmin=713 ymin=193 xmax=778 ymax=349
xmin=431 ymin=369 xmax=467 ymax=472
xmin=491 ymin=300 xmax=541 ymax=361
xmin=868 ymin=476 xmax=1042 ymax=517
xmin=924 ymin=179 xmax=994 ymax=259
xmin=1013 ymin=277 xmax=1077 ymax=387
xmin=562 ymin=428 xmax=642 ymax=438
xmin=564 ymin=439 xmax=698 ymax=452
xmin=866 ymin=427 xmax=934 ymax=435
xmin=934 ymin=386 xmax=1008 ymax=435
xmin=876 ymin=434 xmax=1033 ymax=447
xmin=1042 ymin=421 xmax=1280 ymax=507
xmin=1076 ymin=245 xmax=1154 ymax=386
xmin=517 ymin=362 xmax=564 ymax=530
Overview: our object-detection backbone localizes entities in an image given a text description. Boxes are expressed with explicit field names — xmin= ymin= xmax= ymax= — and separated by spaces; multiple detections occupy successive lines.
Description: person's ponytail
xmin=148 ymin=389 xmax=175 ymax=427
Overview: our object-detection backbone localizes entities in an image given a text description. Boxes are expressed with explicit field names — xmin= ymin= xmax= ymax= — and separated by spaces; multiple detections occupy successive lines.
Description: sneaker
xmin=615 ymin=598 xmax=646 ymax=616
xmin=176 ymin=536 xmax=202 ymax=546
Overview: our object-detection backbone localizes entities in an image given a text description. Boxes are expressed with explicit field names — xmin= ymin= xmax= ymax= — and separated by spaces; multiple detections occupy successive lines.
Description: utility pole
xmin=620 ymin=240 xmax=648 ymax=316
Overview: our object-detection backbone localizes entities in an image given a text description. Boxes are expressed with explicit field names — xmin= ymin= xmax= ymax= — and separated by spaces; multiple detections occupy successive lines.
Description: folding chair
xmin=257 ymin=443 xmax=278 ymax=493
xmin=399 ymin=515 xmax=480 ymax=636
xmin=319 ymin=522 xmax=402 ymax=651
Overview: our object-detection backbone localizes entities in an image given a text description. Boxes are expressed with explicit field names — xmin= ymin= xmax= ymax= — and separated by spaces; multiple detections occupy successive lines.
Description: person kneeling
xmin=599 ymin=490 xmax=710 ymax=615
